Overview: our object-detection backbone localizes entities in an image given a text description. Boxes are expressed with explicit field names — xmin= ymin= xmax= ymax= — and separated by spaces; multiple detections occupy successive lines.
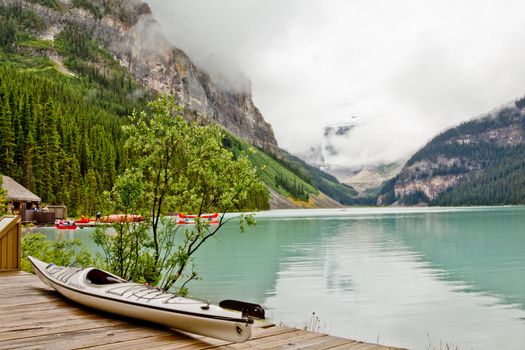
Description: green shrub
xmin=21 ymin=233 xmax=93 ymax=272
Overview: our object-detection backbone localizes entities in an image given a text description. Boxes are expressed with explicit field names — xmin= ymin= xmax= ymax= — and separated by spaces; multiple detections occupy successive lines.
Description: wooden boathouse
xmin=1 ymin=175 xmax=41 ymax=223
xmin=1 ymin=176 xmax=68 ymax=223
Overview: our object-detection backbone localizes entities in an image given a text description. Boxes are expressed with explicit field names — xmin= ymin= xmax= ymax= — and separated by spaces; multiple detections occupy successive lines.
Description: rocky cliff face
xmin=4 ymin=0 xmax=278 ymax=151
xmin=110 ymin=13 xmax=278 ymax=151
xmin=379 ymin=99 xmax=525 ymax=205
xmin=391 ymin=160 xmax=469 ymax=201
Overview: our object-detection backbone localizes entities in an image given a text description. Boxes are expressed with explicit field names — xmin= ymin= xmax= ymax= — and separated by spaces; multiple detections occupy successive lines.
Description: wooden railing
xmin=0 ymin=215 xmax=21 ymax=272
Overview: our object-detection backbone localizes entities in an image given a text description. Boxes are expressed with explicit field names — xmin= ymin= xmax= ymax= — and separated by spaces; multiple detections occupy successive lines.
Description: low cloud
xmin=146 ymin=0 xmax=525 ymax=168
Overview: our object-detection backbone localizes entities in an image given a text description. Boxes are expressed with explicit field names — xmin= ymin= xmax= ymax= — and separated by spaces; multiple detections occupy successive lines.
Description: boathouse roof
xmin=1 ymin=176 xmax=41 ymax=202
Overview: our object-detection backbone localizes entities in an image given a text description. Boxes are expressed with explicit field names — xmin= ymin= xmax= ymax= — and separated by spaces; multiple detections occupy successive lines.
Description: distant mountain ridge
xmin=378 ymin=97 xmax=525 ymax=206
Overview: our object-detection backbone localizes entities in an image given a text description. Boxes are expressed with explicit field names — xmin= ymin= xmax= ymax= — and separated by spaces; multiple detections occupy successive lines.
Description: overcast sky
xmin=147 ymin=0 xmax=525 ymax=168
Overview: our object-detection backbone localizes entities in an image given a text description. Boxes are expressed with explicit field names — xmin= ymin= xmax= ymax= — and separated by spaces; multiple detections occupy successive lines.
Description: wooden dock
xmin=0 ymin=272 xmax=404 ymax=350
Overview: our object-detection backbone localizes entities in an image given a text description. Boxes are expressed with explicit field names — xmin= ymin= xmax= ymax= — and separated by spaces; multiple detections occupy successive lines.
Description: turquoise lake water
xmin=33 ymin=206 xmax=525 ymax=350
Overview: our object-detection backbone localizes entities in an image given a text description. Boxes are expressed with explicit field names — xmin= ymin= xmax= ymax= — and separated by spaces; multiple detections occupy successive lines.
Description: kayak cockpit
xmin=86 ymin=269 xmax=126 ymax=285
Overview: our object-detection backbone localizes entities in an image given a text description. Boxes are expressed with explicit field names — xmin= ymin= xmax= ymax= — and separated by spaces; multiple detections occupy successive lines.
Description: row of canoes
xmin=55 ymin=213 xmax=219 ymax=229
xmin=55 ymin=214 xmax=145 ymax=229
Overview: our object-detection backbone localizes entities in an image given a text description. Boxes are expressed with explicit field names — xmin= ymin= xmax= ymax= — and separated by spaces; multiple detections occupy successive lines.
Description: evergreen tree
xmin=23 ymin=131 xmax=36 ymax=192
xmin=83 ymin=169 xmax=98 ymax=215
xmin=68 ymin=156 xmax=83 ymax=215
xmin=37 ymin=99 xmax=62 ymax=204
xmin=0 ymin=91 xmax=16 ymax=176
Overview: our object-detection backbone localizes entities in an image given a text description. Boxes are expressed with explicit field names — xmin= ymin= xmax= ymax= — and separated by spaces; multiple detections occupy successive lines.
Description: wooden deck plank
xmin=130 ymin=323 xmax=300 ymax=350
xmin=0 ymin=271 xmax=34 ymax=278
xmin=0 ymin=299 xmax=86 ymax=322
xmin=264 ymin=335 xmax=359 ymax=350
xmin=0 ymin=272 xmax=404 ymax=350
xmin=87 ymin=334 xmax=212 ymax=350
xmin=0 ymin=276 xmax=35 ymax=286
xmin=329 ymin=342 xmax=399 ymax=350
xmin=0 ymin=271 xmax=24 ymax=277
xmin=0 ymin=319 xmax=128 ymax=342
xmin=0 ymin=275 xmax=41 ymax=282
xmin=0 ymin=293 xmax=60 ymax=308
xmin=0 ymin=324 xmax=168 ymax=350
xmin=0 ymin=299 xmax=80 ymax=315
xmin=168 ymin=326 xmax=301 ymax=350
xmin=249 ymin=325 xmax=300 ymax=339
xmin=226 ymin=330 xmax=325 ymax=349
xmin=0 ymin=291 xmax=59 ymax=301
xmin=262 ymin=334 xmax=331 ymax=350
xmin=292 ymin=337 xmax=360 ymax=350
xmin=0 ymin=308 xmax=107 ymax=329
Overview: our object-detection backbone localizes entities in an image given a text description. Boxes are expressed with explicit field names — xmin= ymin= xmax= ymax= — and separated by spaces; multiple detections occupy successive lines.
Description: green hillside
xmin=279 ymin=151 xmax=370 ymax=205
xmin=434 ymin=145 xmax=525 ymax=205
xmin=223 ymin=134 xmax=318 ymax=201
xmin=222 ymin=134 xmax=365 ymax=205
xmin=0 ymin=59 xmax=143 ymax=214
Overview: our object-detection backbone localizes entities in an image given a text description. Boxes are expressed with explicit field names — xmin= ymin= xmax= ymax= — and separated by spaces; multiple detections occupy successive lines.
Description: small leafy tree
xmin=92 ymin=170 xmax=153 ymax=283
xmin=94 ymin=95 xmax=266 ymax=293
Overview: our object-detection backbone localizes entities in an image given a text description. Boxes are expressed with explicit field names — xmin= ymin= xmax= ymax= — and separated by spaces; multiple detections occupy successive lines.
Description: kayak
xmin=28 ymin=256 xmax=264 ymax=342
